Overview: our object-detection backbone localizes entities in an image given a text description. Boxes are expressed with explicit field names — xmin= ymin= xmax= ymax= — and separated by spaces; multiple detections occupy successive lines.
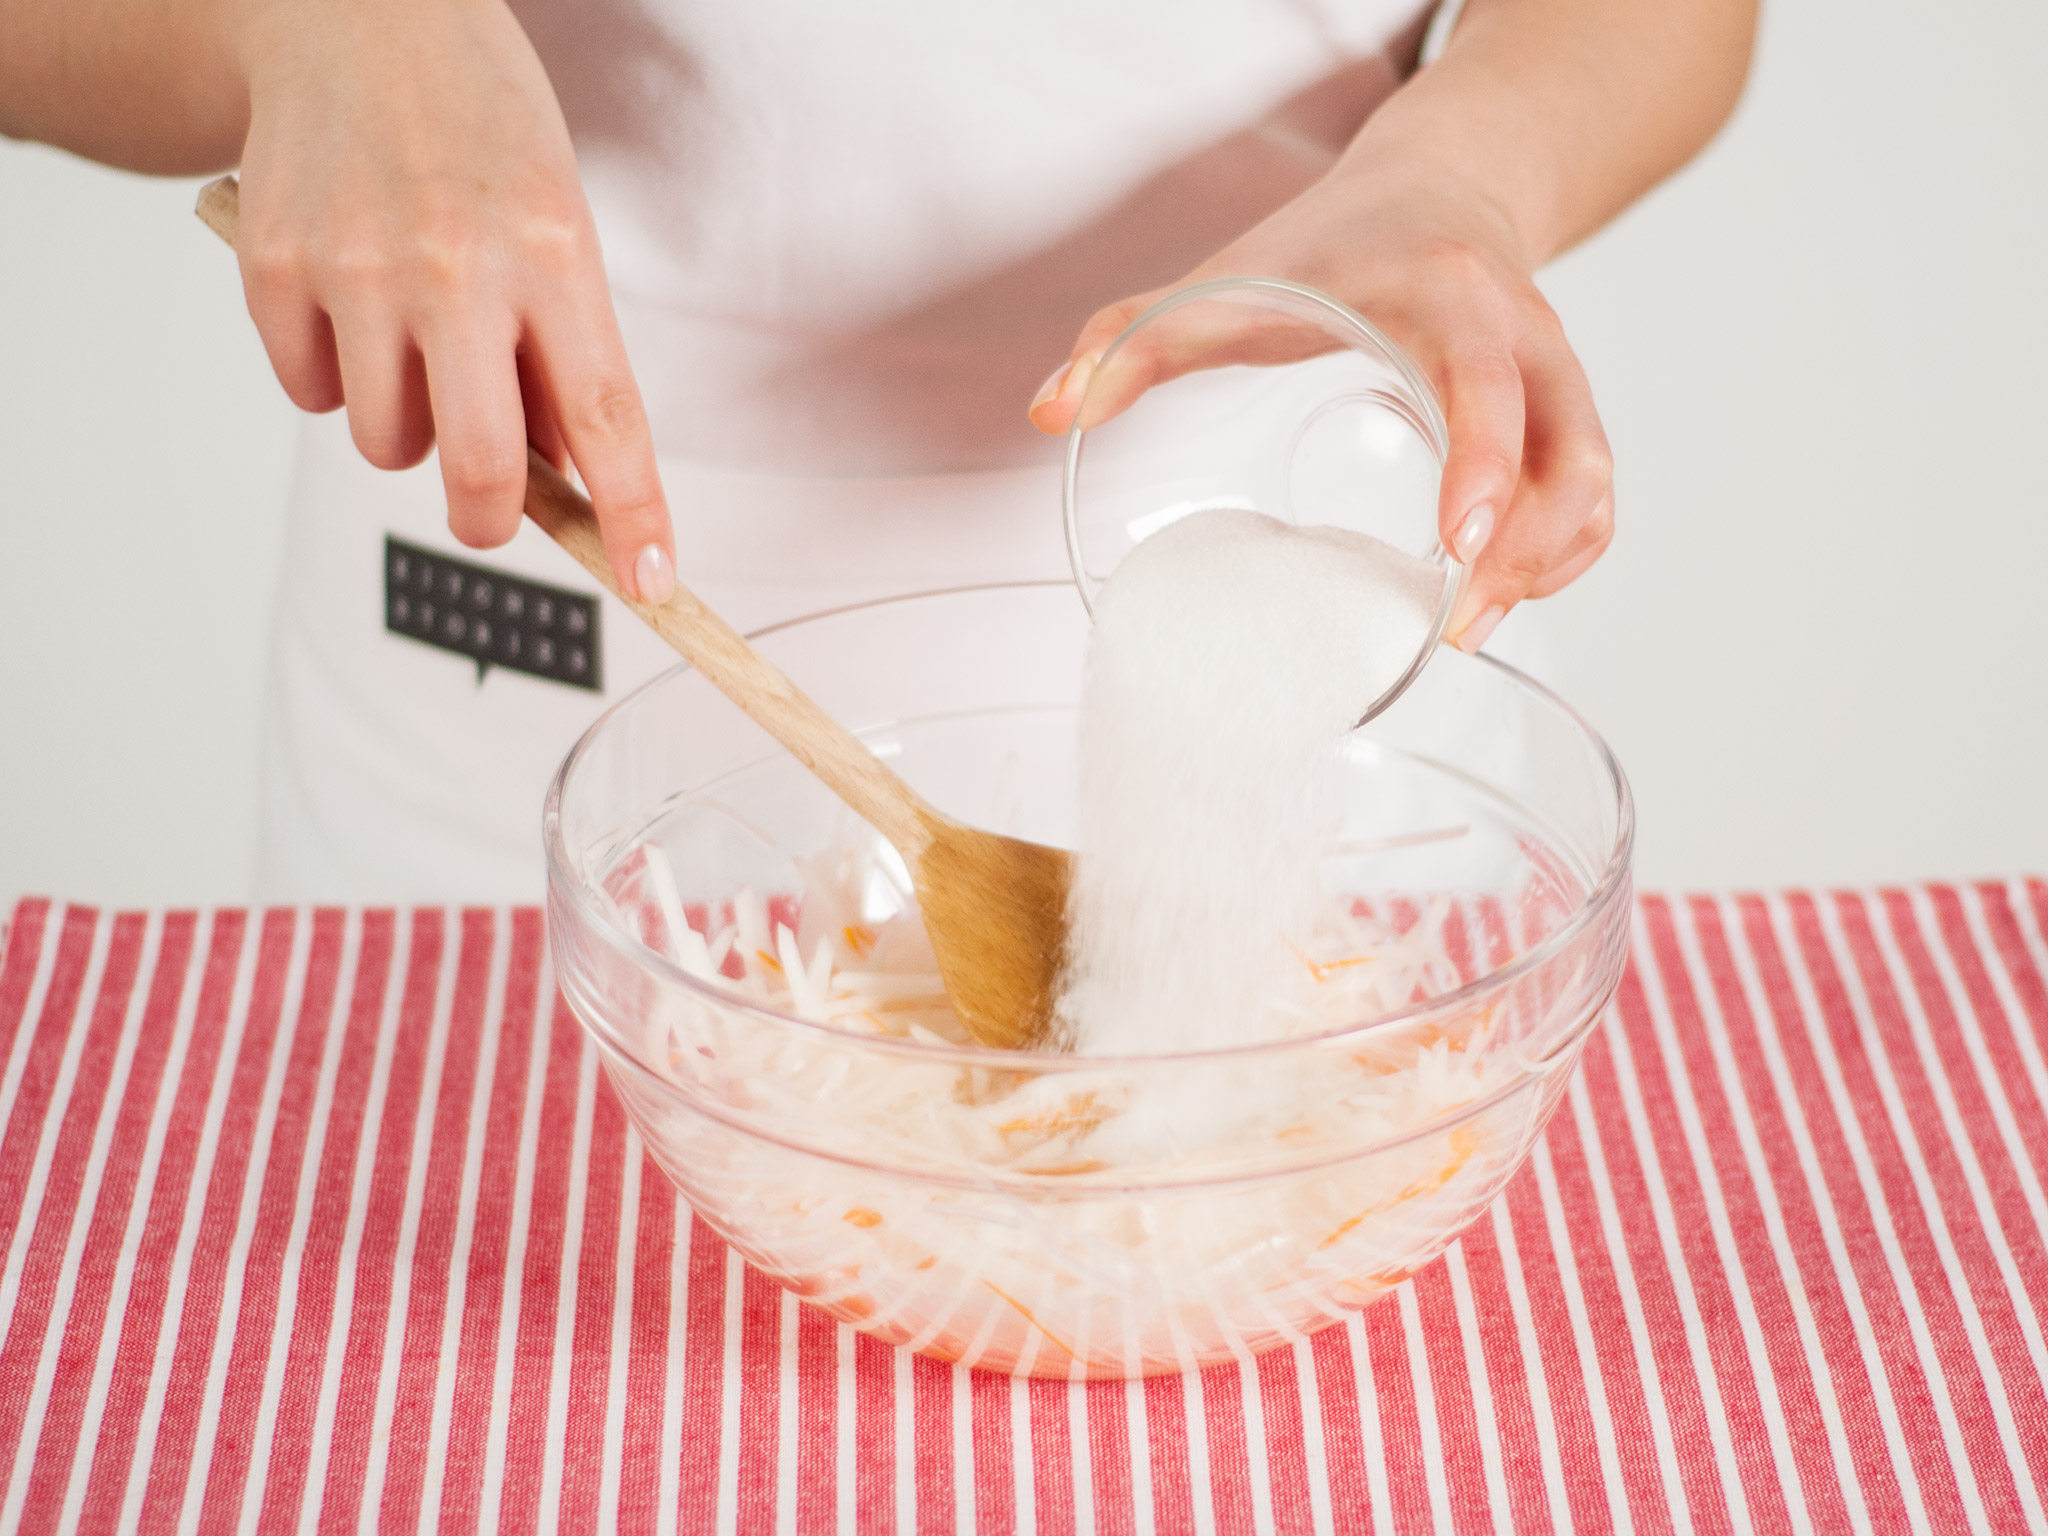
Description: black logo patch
xmin=384 ymin=536 xmax=601 ymax=691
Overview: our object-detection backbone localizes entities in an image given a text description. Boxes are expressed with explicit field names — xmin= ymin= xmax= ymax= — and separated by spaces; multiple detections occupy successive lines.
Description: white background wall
xmin=2 ymin=0 xmax=2044 ymax=907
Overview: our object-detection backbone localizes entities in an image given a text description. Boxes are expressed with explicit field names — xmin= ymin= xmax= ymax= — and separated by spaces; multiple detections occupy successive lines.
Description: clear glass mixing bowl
xmin=545 ymin=583 xmax=1632 ymax=1379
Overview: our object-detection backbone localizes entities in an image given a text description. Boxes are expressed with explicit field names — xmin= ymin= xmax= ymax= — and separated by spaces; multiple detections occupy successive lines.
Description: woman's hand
xmin=233 ymin=0 xmax=675 ymax=600
xmin=1027 ymin=0 xmax=1756 ymax=650
xmin=1027 ymin=166 xmax=1610 ymax=654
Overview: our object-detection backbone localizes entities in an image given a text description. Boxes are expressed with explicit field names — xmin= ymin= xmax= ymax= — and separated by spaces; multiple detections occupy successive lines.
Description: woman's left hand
xmin=1027 ymin=164 xmax=1613 ymax=654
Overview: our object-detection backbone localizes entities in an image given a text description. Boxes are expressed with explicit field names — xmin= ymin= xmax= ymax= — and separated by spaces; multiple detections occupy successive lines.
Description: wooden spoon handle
xmin=519 ymin=452 xmax=935 ymax=852
xmin=194 ymin=175 xmax=938 ymax=858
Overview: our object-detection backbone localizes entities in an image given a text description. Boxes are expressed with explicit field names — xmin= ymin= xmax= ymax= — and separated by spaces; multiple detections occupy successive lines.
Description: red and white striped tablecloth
xmin=1 ymin=886 xmax=2045 ymax=1534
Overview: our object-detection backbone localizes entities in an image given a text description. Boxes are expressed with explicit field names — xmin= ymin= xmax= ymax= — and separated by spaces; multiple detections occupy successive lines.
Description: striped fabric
xmin=0 ymin=886 xmax=2044 ymax=1534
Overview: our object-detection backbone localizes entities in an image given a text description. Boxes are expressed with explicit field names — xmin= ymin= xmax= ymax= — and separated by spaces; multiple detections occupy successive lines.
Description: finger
xmin=1450 ymin=333 xmax=1611 ymax=646
xmin=1028 ymin=285 xmax=1339 ymax=435
xmin=240 ymin=247 xmax=344 ymax=413
xmin=1522 ymin=533 xmax=1607 ymax=601
xmin=518 ymin=346 xmax=568 ymax=472
xmin=421 ymin=318 xmax=529 ymax=550
xmin=331 ymin=309 xmax=436 ymax=471
xmin=1026 ymin=293 xmax=1152 ymax=435
xmin=525 ymin=299 xmax=673 ymax=602
xmin=1432 ymin=345 xmax=1525 ymax=573
xmin=1524 ymin=487 xmax=1614 ymax=599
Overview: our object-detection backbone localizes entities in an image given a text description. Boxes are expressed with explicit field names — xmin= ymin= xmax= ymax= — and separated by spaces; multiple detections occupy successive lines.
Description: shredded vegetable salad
xmin=580 ymin=821 xmax=1564 ymax=1376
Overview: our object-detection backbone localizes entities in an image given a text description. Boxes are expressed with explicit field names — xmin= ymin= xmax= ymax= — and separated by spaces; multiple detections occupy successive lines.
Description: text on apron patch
xmin=384 ymin=536 xmax=603 ymax=691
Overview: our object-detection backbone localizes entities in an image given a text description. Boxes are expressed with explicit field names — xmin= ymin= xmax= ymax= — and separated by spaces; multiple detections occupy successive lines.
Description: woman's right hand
xmin=232 ymin=0 xmax=675 ymax=601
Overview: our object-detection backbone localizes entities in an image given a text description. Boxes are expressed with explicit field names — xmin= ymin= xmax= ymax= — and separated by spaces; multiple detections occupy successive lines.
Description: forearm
xmin=1343 ymin=0 xmax=1758 ymax=268
xmin=0 ymin=0 xmax=249 ymax=173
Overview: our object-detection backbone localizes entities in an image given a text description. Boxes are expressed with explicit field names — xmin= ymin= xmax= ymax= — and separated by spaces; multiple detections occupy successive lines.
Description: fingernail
xmin=1452 ymin=503 xmax=1495 ymax=564
xmin=1031 ymin=361 xmax=1074 ymax=414
xmin=634 ymin=544 xmax=674 ymax=605
xmin=1455 ymin=605 xmax=1506 ymax=654
xmin=1030 ymin=354 xmax=1099 ymax=430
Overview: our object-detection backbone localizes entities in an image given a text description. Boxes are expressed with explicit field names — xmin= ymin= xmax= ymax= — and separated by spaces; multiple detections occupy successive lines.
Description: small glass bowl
xmin=1064 ymin=277 xmax=1463 ymax=724
xmin=545 ymin=584 xmax=1633 ymax=1380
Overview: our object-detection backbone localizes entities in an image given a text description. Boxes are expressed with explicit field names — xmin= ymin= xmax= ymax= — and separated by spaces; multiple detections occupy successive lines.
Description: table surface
xmin=0 ymin=886 xmax=2045 ymax=1535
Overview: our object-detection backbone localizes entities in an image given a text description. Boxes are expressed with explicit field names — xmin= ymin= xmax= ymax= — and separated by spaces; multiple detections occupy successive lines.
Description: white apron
xmin=254 ymin=0 xmax=1465 ymax=901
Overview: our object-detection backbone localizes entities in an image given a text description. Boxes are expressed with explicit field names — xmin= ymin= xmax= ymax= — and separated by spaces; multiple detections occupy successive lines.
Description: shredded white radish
xmin=586 ymin=825 xmax=1562 ymax=1377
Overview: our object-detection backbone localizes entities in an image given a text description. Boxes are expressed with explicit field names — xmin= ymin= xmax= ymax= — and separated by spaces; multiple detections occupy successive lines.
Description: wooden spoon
xmin=196 ymin=176 xmax=1069 ymax=1050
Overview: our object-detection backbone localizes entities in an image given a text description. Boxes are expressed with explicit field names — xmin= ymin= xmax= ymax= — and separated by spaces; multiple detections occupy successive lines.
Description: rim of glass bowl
xmin=1060 ymin=276 xmax=1467 ymax=726
xmin=542 ymin=580 xmax=1634 ymax=1073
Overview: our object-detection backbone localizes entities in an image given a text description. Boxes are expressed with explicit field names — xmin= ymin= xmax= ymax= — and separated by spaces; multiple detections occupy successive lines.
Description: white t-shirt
xmin=255 ymin=0 xmax=1462 ymax=901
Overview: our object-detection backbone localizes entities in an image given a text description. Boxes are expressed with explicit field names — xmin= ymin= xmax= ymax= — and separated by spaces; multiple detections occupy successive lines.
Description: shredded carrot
xmin=984 ymin=1280 xmax=1082 ymax=1363
xmin=872 ymin=994 xmax=951 ymax=1013
xmin=1285 ymin=938 xmax=1382 ymax=984
xmin=843 ymin=923 xmax=877 ymax=958
xmin=1317 ymin=1127 xmax=1481 ymax=1250
xmin=754 ymin=949 xmax=783 ymax=974
xmin=1330 ymin=1264 xmax=1422 ymax=1301
xmin=998 ymin=1092 xmax=1107 ymax=1140
xmin=1320 ymin=1212 xmax=1367 ymax=1250
xmin=842 ymin=1207 xmax=883 ymax=1228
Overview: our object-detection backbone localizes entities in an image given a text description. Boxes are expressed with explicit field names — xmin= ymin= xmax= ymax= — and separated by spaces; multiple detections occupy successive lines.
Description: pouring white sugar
xmin=1056 ymin=507 xmax=1446 ymax=1057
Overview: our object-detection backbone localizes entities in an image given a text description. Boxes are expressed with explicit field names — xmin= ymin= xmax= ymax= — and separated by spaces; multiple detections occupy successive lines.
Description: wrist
xmin=1334 ymin=62 xmax=1571 ymax=271
xmin=1321 ymin=143 xmax=1541 ymax=277
xmin=232 ymin=0 xmax=497 ymax=85
xmin=230 ymin=0 xmax=328 ymax=93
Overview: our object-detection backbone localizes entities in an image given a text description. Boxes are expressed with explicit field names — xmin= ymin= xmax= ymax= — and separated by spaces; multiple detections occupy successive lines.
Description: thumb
xmin=1028 ymin=281 xmax=1344 ymax=435
xmin=1027 ymin=292 xmax=1154 ymax=435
